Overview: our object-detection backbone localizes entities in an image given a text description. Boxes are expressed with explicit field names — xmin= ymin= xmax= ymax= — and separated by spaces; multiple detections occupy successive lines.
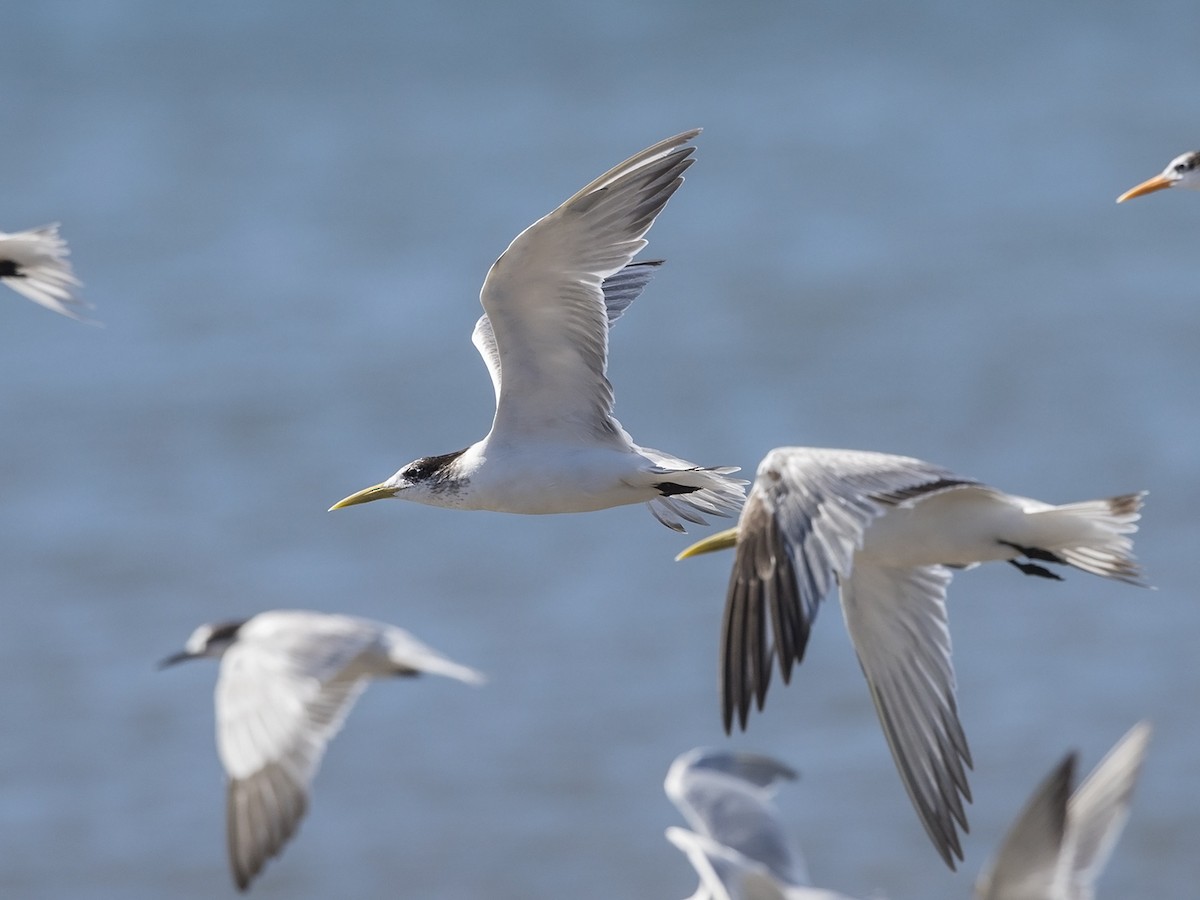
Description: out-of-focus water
xmin=1 ymin=2 xmax=1196 ymax=897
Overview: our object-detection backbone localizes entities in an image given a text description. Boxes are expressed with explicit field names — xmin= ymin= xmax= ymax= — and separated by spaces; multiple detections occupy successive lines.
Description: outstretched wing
xmin=1064 ymin=721 xmax=1152 ymax=900
xmin=719 ymin=447 xmax=977 ymax=868
xmin=478 ymin=131 xmax=698 ymax=443
xmin=665 ymin=748 xmax=805 ymax=887
xmin=974 ymin=753 xmax=1074 ymax=900
xmin=841 ymin=561 xmax=973 ymax=869
xmin=471 ymin=259 xmax=663 ymax=404
xmin=215 ymin=621 xmax=376 ymax=890
xmin=720 ymin=447 xmax=973 ymax=733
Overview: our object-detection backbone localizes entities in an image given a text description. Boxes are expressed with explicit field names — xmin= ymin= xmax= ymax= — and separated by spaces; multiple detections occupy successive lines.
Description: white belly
xmin=431 ymin=443 xmax=658 ymax=515
xmin=859 ymin=488 xmax=1026 ymax=568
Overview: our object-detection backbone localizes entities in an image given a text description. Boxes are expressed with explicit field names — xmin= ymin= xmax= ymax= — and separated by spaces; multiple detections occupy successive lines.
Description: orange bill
xmin=1116 ymin=173 xmax=1173 ymax=203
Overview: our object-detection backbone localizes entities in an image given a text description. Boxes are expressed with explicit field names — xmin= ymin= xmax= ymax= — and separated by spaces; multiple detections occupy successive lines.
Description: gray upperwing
xmin=599 ymin=258 xmax=662 ymax=325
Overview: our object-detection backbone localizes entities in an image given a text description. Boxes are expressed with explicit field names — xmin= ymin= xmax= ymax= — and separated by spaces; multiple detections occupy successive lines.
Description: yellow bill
xmin=675 ymin=526 xmax=740 ymax=561
xmin=328 ymin=483 xmax=398 ymax=510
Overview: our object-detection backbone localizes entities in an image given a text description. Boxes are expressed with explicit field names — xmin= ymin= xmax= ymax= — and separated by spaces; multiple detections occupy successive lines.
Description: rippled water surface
xmin=1 ymin=3 xmax=1197 ymax=897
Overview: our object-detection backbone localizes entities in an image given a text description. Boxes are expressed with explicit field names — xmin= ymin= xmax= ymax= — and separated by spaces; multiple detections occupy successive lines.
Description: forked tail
xmin=1021 ymin=492 xmax=1147 ymax=586
xmin=646 ymin=464 xmax=747 ymax=532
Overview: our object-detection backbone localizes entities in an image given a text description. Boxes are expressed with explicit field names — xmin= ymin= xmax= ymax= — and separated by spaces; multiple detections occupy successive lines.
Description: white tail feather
xmin=1025 ymin=492 xmax=1147 ymax=586
xmin=0 ymin=224 xmax=94 ymax=322
xmin=645 ymin=464 xmax=747 ymax=532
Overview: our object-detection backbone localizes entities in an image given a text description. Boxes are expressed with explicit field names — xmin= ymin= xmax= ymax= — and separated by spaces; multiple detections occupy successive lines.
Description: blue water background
xmin=1 ymin=2 xmax=1197 ymax=897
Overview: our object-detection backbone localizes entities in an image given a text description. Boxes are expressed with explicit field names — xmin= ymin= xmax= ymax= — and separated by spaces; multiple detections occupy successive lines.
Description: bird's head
xmin=1117 ymin=150 xmax=1200 ymax=202
xmin=158 ymin=619 xmax=248 ymax=667
xmin=328 ymin=449 xmax=468 ymax=510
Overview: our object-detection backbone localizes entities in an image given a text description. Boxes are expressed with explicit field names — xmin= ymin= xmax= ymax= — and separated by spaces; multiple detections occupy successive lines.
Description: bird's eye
xmin=1175 ymin=163 xmax=1188 ymax=174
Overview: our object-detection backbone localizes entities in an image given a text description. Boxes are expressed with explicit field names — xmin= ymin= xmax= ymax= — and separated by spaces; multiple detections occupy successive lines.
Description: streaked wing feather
xmin=840 ymin=561 xmax=972 ymax=869
xmin=227 ymin=762 xmax=309 ymax=890
xmin=595 ymin=258 xmax=663 ymax=325
xmin=721 ymin=448 xmax=970 ymax=734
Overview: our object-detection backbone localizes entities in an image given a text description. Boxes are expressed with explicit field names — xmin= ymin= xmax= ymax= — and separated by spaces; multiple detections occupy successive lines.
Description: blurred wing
xmin=1063 ymin=721 xmax=1152 ymax=900
xmin=670 ymin=747 xmax=798 ymax=792
xmin=478 ymin=131 xmax=698 ymax=443
xmin=665 ymin=749 xmax=805 ymax=886
xmin=974 ymin=754 xmax=1075 ymax=900
xmin=215 ymin=628 xmax=374 ymax=889
xmin=721 ymin=447 xmax=973 ymax=733
xmin=0 ymin=224 xmax=90 ymax=320
xmin=226 ymin=763 xmax=310 ymax=892
xmin=840 ymin=561 xmax=973 ymax=869
xmin=666 ymin=826 xmax=775 ymax=900
xmin=471 ymin=259 xmax=663 ymax=404
xmin=666 ymin=829 xmax=858 ymax=900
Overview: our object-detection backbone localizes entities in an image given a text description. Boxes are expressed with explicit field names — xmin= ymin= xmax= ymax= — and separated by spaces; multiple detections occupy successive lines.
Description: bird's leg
xmin=656 ymin=481 xmax=701 ymax=497
xmin=1008 ymin=559 xmax=1064 ymax=581
xmin=999 ymin=541 xmax=1067 ymax=580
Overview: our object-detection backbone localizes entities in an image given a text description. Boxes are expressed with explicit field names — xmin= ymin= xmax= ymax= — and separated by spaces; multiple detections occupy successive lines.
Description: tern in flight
xmin=161 ymin=610 xmax=484 ymax=891
xmin=1117 ymin=151 xmax=1200 ymax=202
xmin=0 ymin=223 xmax=90 ymax=320
xmin=975 ymin=721 xmax=1151 ymax=900
xmin=665 ymin=747 xmax=860 ymax=900
xmin=329 ymin=130 xmax=744 ymax=531
xmin=678 ymin=447 xmax=1147 ymax=869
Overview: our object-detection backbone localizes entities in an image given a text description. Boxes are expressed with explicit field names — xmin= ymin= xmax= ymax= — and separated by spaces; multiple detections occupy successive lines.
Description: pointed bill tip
xmin=1116 ymin=174 xmax=1174 ymax=203
xmin=675 ymin=527 xmax=740 ymax=561
xmin=157 ymin=650 xmax=193 ymax=669
xmin=328 ymin=482 xmax=398 ymax=510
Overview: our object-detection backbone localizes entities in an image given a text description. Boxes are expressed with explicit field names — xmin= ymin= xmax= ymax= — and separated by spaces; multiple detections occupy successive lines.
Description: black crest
xmin=206 ymin=619 xmax=249 ymax=644
xmin=403 ymin=448 xmax=469 ymax=483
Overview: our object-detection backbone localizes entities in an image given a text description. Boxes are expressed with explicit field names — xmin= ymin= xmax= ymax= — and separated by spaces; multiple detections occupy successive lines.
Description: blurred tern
xmin=678 ymin=447 xmax=1147 ymax=869
xmin=160 ymin=609 xmax=484 ymax=891
xmin=664 ymin=748 xmax=860 ymax=900
xmin=329 ymin=130 xmax=744 ymax=531
xmin=0 ymin=223 xmax=90 ymax=320
xmin=975 ymin=721 xmax=1152 ymax=900
xmin=1116 ymin=151 xmax=1200 ymax=202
